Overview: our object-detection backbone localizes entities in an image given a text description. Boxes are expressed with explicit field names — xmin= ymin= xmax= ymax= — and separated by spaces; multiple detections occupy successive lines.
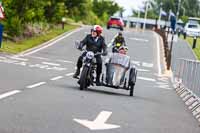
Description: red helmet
xmin=92 ymin=25 xmax=103 ymax=36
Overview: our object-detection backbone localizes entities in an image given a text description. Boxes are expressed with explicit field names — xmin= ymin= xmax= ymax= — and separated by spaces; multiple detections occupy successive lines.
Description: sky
xmin=113 ymin=0 xmax=147 ymax=16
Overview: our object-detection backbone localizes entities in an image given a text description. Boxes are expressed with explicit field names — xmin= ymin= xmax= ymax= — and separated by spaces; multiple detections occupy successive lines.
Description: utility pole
xmin=137 ymin=10 xmax=141 ymax=30
xmin=143 ymin=2 xmax=149 ymax=31
xmin=158 ymin=2 xmax=163 ymax=29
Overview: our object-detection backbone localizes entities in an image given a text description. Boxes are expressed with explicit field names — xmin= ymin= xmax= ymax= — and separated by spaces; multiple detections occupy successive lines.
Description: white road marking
xmin=156 ymin=82 xmax=168 ymax=85
xmin=0 ymin=56 xmax=6 ymax=59
xmin=156 ymin=85 xmax=173 ymax=90
xmin=137 ymin=69 xmax=150 ymax=72
xmin=154 ymin=32 xmax=162 ymax=76
xmin=142 ymin=62 xmax=154 ymax=68
xmin=50 ymin=76 xmax=63 ymax=81
xmin=10 ymin=56 xmax=28 ymax=61
xmin=42 ymin=62 xmax=61 ymax=66
xmin=56 ymin=59 xmax=74 ymax=64
xmin=0 ymin=59 xmax=18 ymax=64
xmin=21 ymin=28 xmax=83 ymax=56
xmin=0 ymin=57 xmax=67 ymax=71
xmin=138 ymin=76 xmax=156 ymax=82
xmin=65 ymin=73 xmax=74 ymax=76
xmin=131 ymin=60 xmax=140 ymax=66
xmin=129 ymin=37 xmax=149 ymax=42
xmin=27 ymin=82 xmax=46 ymax=88
xmin=46 ymin=67 xmax=67 ymax=71
xmin=74 ymin=111 xmax=120 ymax=130
xmin=14 ymin=62 xmax=27 ymax=66
xmin=27 ymin=56 xmax=49 ymax=60
xmin=0 ymin=90 xmax=21 ymax=100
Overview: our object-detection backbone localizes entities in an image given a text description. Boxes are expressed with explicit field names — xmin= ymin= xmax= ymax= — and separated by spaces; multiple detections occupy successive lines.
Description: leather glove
xmin=78 ymin=43 xmax=83 ymax=51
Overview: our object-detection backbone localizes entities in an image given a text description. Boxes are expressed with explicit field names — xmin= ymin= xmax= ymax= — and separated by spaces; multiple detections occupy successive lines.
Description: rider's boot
xmin=73 ymin=68 xmax=80 ymax=79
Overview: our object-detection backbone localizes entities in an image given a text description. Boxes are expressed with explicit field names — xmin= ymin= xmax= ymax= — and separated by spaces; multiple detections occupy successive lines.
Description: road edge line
xmin=154 ymin=32 xmax=162 ymax=76
xmin=18 ymin=27 xmax=84 ymax=57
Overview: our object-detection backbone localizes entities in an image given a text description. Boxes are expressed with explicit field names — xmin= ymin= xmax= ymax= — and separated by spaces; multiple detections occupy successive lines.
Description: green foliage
xmin=4 ymin=16 xmax=23 ymax=37
xmin=180 ymin=16 xmax=188 ymax=24
xmin=1 ymin=0 xmax=121 ymax=37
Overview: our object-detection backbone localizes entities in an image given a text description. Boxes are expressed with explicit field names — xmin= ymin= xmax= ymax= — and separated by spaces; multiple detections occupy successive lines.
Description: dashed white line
xmin=0 ymin=56 xmax=6 ymax=59
xmin=42 ymin=62 xmax=61 ymax=66
xmin=27 ymin=82 xmax=46 ymax=88
xmin=142 ymin=62 xmax=154 ymax=68
xmin=137 ymin=69 xmax=150 ymax=72
xmin=0 ymin=90 xmax=21 ymax=100
xmin=65 ymin=73 xmax=74 ymax=76
xmin=28 ymin=56 xmax=49 ymax=60
xmin=138 ymin=76 xmax=156 ymax=82
xmin=129 ymin=37 xmax=149 ymax=42
xmin=50 ymin=76 xmax=64 ymax=81
xmin=10 ymin=56 xmax=28 ymax=61
xmin=56 ymin=60 xmax=74 ymax=64
xmin=131 ymin=60 xmax=140 ymax=66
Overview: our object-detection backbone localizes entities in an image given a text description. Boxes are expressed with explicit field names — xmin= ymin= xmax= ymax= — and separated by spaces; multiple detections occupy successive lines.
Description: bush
xmin=4 ymin=16 xmax=23 ymax=37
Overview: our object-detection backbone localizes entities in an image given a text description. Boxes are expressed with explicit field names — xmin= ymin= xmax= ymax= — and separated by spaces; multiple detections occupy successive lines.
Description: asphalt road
xmin=0 ymin=26 xmax=199 ymax=133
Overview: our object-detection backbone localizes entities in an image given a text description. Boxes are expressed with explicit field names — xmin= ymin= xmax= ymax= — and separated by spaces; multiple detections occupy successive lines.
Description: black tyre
xmin=120 ymin=27 xmax=124 ymax=31
xmin=129 ymin=67 xmax=137 ymax=96
xmin=130 ymin=84 xmax=134 ymax=96
xmin=107 ymin=25 xmax=110 ymax=29
xmin=183 ymin=33 xmax=187 ymax=39
xmin=79 ymin=66 xmax=89 ymax=90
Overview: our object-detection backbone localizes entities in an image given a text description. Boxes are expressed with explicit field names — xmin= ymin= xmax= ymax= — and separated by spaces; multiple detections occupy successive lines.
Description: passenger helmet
xmin=119 ymin=46 xmax=128 ymax=54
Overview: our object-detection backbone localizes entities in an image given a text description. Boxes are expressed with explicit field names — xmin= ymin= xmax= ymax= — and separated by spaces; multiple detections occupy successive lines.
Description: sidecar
xmin=102 ymin=53 xmax=137 ymax=96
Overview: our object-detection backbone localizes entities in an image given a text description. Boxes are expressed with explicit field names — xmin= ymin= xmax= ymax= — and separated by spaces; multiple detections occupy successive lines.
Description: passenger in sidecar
xmin=102 ymin=46 xmax=137 ymax=96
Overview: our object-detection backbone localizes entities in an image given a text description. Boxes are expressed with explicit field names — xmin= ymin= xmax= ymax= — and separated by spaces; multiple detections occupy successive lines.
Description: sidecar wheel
xmin=129 ymin=84 xmax=135 ymax=96
xmin=129 ymin=67 xmax=137 ymax=96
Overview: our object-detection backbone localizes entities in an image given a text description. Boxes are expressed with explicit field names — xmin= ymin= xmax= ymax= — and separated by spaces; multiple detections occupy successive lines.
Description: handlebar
xmin=82 ymin=49 xmax=102 ymax=56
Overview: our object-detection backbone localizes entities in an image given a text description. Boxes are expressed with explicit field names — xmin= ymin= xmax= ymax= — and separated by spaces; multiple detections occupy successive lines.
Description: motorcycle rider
xmin=112 ymin=32 xmax=126 ymax=52
xmin=73 ymin=25 xmax=107 ymax=86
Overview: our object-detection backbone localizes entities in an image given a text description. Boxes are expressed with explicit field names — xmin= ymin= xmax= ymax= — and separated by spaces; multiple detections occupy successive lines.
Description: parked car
xmin=183 ymin=23 xmax=200 ymax=37
xmin=107 ymin=17 xmax=124 ymax=31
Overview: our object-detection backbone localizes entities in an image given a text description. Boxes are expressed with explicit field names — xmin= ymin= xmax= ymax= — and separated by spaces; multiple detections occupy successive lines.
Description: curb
xmin=153 ymin=31 xmax=167 ymax=75
xmin=173 ymin=81 xmax=200 ymax=124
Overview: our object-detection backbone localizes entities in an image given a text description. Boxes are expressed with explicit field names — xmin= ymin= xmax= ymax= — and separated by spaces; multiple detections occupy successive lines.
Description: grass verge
xmin=0 ymin=24 xmax=79 ymax=54
xmin=180 ymin=35 xmax=200 ymax=60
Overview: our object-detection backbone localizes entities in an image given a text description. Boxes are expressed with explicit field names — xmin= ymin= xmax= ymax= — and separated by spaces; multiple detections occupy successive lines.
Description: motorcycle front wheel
xmin=79 ymin=66 xmax=89 ymax=90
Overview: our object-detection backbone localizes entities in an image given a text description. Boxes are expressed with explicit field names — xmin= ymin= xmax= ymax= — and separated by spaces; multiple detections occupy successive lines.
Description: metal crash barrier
xmin=173 ymin=58 xmax=200 ymax=122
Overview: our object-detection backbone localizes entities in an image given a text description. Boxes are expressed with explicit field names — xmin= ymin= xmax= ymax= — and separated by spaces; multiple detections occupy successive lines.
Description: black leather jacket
xmin=81 ymin=34 xmax=107 ymax=53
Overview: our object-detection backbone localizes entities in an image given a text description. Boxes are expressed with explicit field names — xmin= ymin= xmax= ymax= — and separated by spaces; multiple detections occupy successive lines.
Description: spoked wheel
xmin=79 ymin=66 xmax=89 ymax=90
xmin=129 ymin=67 xmax=137 ymax=96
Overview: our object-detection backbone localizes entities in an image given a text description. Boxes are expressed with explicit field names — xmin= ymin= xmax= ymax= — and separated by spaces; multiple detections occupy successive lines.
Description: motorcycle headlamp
xmin=86 ymin=51 xmax=95 ymax=59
